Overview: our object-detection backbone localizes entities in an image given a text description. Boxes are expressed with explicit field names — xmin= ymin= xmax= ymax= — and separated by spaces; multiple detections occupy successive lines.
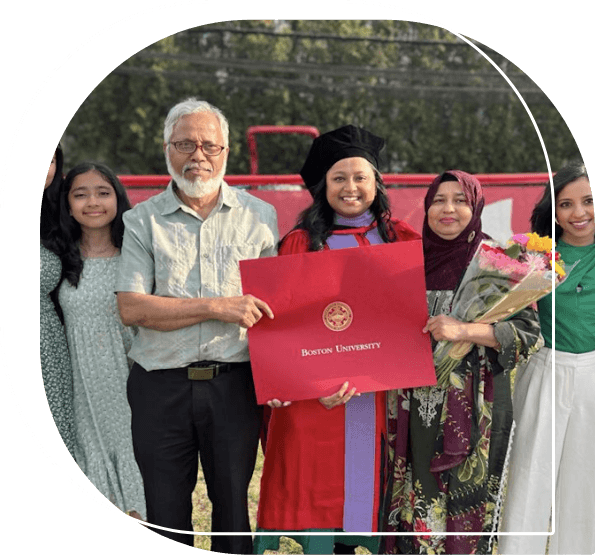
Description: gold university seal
xmin=323 ymin=301 xmax=353 ymax=332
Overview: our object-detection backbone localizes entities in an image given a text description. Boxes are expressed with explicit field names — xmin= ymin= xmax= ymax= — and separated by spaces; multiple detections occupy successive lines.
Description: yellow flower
xmin=555 ymin=262 xmax=566 ymax=276
xmin=525 ymin=232 xmax=552 ymax=253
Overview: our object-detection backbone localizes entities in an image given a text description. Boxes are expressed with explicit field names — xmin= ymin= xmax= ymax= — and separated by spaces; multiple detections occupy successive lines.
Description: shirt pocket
xmin=153 ymin=223 xmax=198 ymax=296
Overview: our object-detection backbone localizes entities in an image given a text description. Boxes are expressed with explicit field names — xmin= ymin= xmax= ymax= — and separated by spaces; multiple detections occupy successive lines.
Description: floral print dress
xmin=381 ymin=290 xmax=542 ymax=554
xmin=59 ymin=255 xmax=146 ymax=518
xmin=40 ymin=244 xmax=77 ymax=458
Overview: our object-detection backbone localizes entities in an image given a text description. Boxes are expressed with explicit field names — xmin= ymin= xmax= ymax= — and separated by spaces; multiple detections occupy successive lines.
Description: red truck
xmin=120 ymin=125 xmax=549 ymax=245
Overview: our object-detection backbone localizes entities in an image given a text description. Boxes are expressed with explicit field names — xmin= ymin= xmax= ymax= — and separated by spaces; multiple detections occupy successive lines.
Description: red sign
xmin=240 ymin=240 xmax=437 ymax=404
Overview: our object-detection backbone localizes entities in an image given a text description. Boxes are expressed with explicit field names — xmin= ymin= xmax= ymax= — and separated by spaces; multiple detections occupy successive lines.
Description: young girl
xmin=57 ymin=162 xmax=145 ymax=519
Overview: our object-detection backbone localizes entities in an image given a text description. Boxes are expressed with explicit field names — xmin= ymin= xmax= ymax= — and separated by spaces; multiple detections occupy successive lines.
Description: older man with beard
xmin=116 ymin=98 xmax=278 ymax=553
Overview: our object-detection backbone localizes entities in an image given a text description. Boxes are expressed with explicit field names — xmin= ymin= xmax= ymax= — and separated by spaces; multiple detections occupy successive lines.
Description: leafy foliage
xmin=62 ymin=20 xmax=580 ymax=176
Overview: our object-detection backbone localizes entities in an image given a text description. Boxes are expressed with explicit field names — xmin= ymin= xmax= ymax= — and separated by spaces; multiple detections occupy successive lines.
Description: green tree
xmin=62 ymin=20 xmax=580 ymax=176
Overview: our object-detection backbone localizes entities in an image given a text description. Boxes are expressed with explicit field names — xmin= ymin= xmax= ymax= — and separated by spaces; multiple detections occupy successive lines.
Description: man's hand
xmin=117 ymin=292 xmax=273 ymax=331
xmin=214 ymin=295 xmax=274 ymax=328
xmin=318 ymin=381 xmax=358 ymax=410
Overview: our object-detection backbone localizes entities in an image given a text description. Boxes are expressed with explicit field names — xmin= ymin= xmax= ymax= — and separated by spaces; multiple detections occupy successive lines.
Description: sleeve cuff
xmin=493 ymin=321 xmax=518 ymax=371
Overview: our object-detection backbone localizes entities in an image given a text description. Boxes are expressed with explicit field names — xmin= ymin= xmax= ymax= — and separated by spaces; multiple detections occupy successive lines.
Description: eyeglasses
xmin=169 ymin=141 xmax=225 ymax=156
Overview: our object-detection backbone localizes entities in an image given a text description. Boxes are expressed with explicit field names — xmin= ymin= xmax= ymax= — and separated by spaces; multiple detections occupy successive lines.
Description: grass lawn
xmin=188 ymin=369 xmax=534 ymax=554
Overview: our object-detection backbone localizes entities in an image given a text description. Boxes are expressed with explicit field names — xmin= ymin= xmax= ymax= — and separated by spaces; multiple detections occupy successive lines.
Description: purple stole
xmin=327 ymin=211 xmax=382 ymax=532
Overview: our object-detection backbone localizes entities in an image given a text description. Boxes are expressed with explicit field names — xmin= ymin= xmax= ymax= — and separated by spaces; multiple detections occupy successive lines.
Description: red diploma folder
xmin=240 ymin=240 xmax=437 ymax=404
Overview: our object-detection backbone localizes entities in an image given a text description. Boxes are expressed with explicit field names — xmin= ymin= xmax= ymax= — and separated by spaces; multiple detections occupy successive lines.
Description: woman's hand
xmin=423 ymin=316 xmax=500 ymax=350
xmin=423 ymin=315 xmax=468 ymax=342
xmin=267 ymin=399 xmax=292 ymax=408
xmin=318 ymin=381 xmax=358 ymax=410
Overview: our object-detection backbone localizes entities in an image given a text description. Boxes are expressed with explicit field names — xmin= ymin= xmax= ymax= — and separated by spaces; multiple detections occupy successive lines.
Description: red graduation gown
xmin=257 ymin=218 xmax=420 ymax=531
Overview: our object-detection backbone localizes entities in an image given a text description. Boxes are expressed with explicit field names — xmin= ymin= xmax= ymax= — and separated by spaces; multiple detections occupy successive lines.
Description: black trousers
xmin=127 ymin=362 xmax=262 ymax=554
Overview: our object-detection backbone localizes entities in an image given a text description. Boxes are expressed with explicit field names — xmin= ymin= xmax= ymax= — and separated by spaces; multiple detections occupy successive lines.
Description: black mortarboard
xmin=299 ymin=125 xmax=385 ymax=193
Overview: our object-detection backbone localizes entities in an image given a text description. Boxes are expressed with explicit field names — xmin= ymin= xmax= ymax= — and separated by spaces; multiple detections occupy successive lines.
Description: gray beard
xmin=166 ymin=154 xmax=226 ymax=199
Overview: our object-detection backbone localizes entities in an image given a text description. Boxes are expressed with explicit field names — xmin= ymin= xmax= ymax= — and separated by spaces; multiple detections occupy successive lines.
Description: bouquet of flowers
xmin=433 ymin=232 xmax=567 ymax=387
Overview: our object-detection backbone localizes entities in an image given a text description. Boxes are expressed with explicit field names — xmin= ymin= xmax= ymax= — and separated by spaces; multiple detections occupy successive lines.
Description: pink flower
xmin=511 ymin=234 xmax=530 ymax=246
xmin=478 ymin=249 xmax=530 ymax=281
xmin=524 ymin=252 xmax=548 ymax=272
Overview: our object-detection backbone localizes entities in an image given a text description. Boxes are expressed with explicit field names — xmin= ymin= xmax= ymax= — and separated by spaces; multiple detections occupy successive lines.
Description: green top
xmin=538 ymin=240 xmax=595 ymax=353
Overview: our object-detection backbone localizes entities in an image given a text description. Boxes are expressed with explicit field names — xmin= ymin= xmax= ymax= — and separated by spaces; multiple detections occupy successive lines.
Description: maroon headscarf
xmin=423 ymin=170 xmax=489 ymax=290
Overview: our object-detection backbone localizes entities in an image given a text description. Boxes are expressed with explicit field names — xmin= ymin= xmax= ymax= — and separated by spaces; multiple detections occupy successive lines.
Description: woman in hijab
xmin=499 ymin=162 xmax=594 ymax=555
xmin=381 ymin=171 xmax=542 ymax=555
xmin=255 ymin=126 xmax=420 ymax=555
xmin=40 ymin=144 xmax=77 ymax=458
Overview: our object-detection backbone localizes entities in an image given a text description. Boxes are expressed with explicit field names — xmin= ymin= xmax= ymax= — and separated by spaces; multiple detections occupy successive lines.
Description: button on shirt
xmin=116 ymin=181 xmax=279 ymax=370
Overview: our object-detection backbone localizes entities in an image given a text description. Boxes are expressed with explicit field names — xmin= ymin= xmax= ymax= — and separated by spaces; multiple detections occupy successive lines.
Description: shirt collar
xmin=160 ymin=182 xmax=185 ymax=216
xmin=219 ymin=180 xmax=241 ymax=209
xmin=160 ymin=180 xmax=240 ymax=217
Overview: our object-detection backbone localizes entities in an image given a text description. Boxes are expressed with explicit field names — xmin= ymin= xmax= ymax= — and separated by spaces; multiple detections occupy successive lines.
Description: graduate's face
xmin=555 ymin=177 xmax=594 ymax=246
xmin=325 ymin=157 xmax=377 ymax=218
xmin=427 ymin=180 xmax=473 ymax=240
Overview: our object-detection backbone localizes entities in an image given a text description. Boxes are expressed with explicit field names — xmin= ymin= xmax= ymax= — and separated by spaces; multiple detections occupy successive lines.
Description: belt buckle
xmin=187 ymin=364 xmax=216 ymax=380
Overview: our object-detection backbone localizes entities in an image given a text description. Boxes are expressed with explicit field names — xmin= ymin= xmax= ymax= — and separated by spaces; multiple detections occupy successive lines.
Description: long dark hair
xmin=531 ymin=161 xmax=589 ymax=240
xmin=59 ymin=162 xmax=131 ymax=287
xmin=41 ymin=144 xmax=64 ymax=250
xmin=294 ymin=167 xmax=396 ymax=251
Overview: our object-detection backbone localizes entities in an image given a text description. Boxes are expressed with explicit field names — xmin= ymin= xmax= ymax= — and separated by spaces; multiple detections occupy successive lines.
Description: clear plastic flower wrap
xmin=432 ymin=233 xmax=568 ymax=387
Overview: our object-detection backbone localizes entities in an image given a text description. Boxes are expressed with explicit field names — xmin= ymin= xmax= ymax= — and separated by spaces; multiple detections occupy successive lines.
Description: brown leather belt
xmin=186 ymin=361 xmax=244 ymax=380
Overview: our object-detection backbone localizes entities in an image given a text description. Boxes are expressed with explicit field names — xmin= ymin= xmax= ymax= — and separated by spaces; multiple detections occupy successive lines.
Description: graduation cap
xmin=299 ymin=125 xmax=385 ymax=193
